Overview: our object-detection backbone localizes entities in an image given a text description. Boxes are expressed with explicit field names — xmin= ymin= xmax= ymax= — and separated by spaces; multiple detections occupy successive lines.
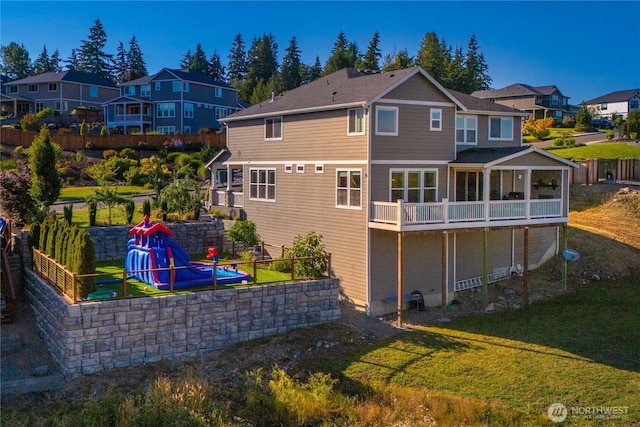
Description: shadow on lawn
xmin=439 ymin=281 xmax=640 ymax=373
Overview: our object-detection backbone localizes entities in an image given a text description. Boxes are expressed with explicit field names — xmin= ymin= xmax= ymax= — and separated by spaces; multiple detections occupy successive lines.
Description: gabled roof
xmin=6 ymin=70 xmax=117 ymax=88
xmin=448 ymin=89 xmax=527 ymax=115
xmin=452 ymin=146 xmax=577 ymax=168
xmin=585 ymin=89 xmax=640 ymax=104
xmin=102 ymin=94 xmax=153 ymax=105
xmin=142 ymin=68 xmax=234 ymax=90
xmin=119 ymin=75 xmax=154 ymax=86
xmin=472 ymin=83 xmax=566 ymax=99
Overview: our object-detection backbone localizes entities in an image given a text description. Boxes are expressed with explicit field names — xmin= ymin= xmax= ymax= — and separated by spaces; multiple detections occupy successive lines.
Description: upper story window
xmin=48 ymin=83 xmax=57 ymax=91
xmin=390 ymin=169 xmax=437 ymax=203
xmin=601 ymin=102 xmax=608 ymax=110
xmin=124 ymin=86 xmax=135 ymax=95
xmin=551 ymin=94 xmax=559 ymax=106
xmin=430 ymin=108 xmax=442 ymax=131
xmin=336 ymin=169 xmax=361 ymax=209
xmin=155 ymin=82 xmax=161 ymax=91
xmin=265 ymin=117 xmax=283 ymax=140
xmin=250 ymin=168 xmax=276 ymax=201
xmin=89 ymin=86 xmax=98 ymax=97
xmin=630 ymin=100 xmax=639 ymax=110
xmin=183 ymin=82 xmax=189 ymax=92
xmin=28 ymin=84 xmax=38 ymax=93
xmin=184 ymin=103 xmax=194 ymax=118
xmin=215 ymin=107 xmax=229 ymax=120
xmin=214 ymin=87 xmax=222 ymax=98
xmin=157 ymin=102 xmax=175 ymax=118
xmin=157 ymin=126 xmax=176 ymax=134
xmin=375 ymin=106 xmax=398 ymax=136
xmin=489 ymin=117 xmax=513 ymax=140
xmin=140 ymin=85 xmax=151 ymax=97
xmin=9 ymin=86 xmax=17 ymax=93
xmin=172 ymin=81 xmax=182 ymax=92
xmin=456 ymin=115 xmax=477 ymax=144
xmin=348 ymin=107 xmax=365 ymax=135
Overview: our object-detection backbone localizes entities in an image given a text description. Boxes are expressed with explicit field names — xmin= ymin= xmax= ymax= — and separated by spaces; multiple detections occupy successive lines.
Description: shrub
xmin=522 ymin=117 xmax=554 ymax=140
xmin=631 ymin=132 xmax=638 ymax=140
xmin=166 ymin=152 xmax=181 ymax=164
xmin=0 ymin=159 xmax=18 ymax=171
xmin=57 ymin=127 xmax=71 ymax=134
xmin=143 ymin=183 xmax=154 ymax=190
xmin=561 ymin=117 xmax=575 ymax=128
xmin=100 ymin=125 xmax=108 ymax=136
xmin=158 ymin=177 xmax=201 ymax=214
xmin=28 ymin=222 xmax=41 ymax=249
xmin=45 ymin=219 xmax=60 ymax=257
xmin=124 ymin=199 xmax=135 ymax=224
xmin=198 ymin=127 xmax=213 ymax=134
xmin=227 ymin=220 xmax=260 ymax=252
xmin=63 ymin=204 xmax=73 ymax=224
xmin=71 ymin=229 xmax=96 ymax=298
xmin=269 ymin=258 xmax=291 ymax=273
xmin=65 ymin=227 xmax=80 ymax=271
xmin=88 ymin=200 xmax=97 ymax=226
xmin=20 ymin=114 xmax=40 ymax=132
xmin=105 ymin=156 xmax=137 ymax=181
xmin=103 ymin=149 xmax=117 ymax=160
xmin=79 ymin=120 xmax=88 ymax=135
xmin=174 ymin=153 xmax=192 ymax=168
xmin=119 ymin=147 xmax=137 ymax=160
xmin=606 ymin=130 xmax=615 ymax=140
xmin=39 ymin=219 xmax=53 ymax=253
xmin=14 ymin=145 xmax=24 ymax=155
xmin=36 ymin=108 xmax=55 ymax=118
xmin=284 ymin=231 xmax=328 ymax=279
xmin=142 ymin=199 xmax=151 ymax=216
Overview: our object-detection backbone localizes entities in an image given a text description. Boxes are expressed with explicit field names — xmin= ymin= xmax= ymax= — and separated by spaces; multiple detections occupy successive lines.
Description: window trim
xmin=430 ymin=108 xmax=442 ymax=131
xmin=488 ymin=116 xmax=514 ymax=141
xmin=48 ymin=83 xmax=57 ymax=91
xmin=284 ymin=164 xmax=293 ymax=174
xmin=184 ymin=103 xmax=194 ymax=118
xmin=455 ymin=114 xmax=477 ymax=145
xmin=54 ymin=100 xmax=68 ymax=111
xmin=140 ymin=85 xmax=151 ymax=97
xmin=249 ymin=168 xmax=276 ymax=202
xmin=264 ymin=116 xmax=283 ymax=140
xmin=35 ymin=102 xmax=44 ymax=113
xmin=389 ymin=169 xmax=438 ymax=203
xmin=155 ymin=82 xmax=161 ymax=91
xmin=315 ymin=164 xmax=324 ymax=174
xmin=375 ymin=105 xmax=398 ymax=136
xmin=336 ymin=169 xmax=362 ymax=210
xmin=214 ymin=87 xmax=222 ymax=98
xmin=9 ymin=86 xmax=17 ymax=93
xmin=347 ymin=107 xmax=365 ymax=136
xmin=157 ymin=102 xmax=176 ymax=118
xmin=172 ymin=81 xmax=182 ymax=92
xmin=28 ymin=84 xmax=38 ymax=93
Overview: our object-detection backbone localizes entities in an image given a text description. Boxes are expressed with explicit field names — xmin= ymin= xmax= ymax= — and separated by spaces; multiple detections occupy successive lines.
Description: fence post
xmin=281 ymin=245 xmax=285 ymax=258
xmin=261 ymin=241 xmax=265 ymax=260
xmin=122 ymin=270 xmax=128 ymax=297
xmin=327 ymin=253 xmax=332 ymax=278
xmin=72 ymin=273 xmax=77 ymax=304
xmin=253 ymin=259 xmax=257 ymax=285
xmin=213 ymin=264 xmax=217 ymax=290
xmin=169 ymin=266 xmax=175 ymax=292
xmin=290 ymin=257 xmax=295 ymax=281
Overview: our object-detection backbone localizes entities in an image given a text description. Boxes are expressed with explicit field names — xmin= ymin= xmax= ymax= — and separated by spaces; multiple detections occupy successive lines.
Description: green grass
xmin=548 ymin=142 xmax=640 ymax=160
xmin=340 ymin=281 xmax=639 ymax=423
xmin=53 ymin=205 xmax=146 ymax=227
xmin=58 ymin=185 xmax=152 ymax=201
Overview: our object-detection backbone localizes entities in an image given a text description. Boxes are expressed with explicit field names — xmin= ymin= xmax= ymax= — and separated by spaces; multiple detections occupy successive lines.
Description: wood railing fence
xmin=572 ymin=159 xmax=640 ymax=184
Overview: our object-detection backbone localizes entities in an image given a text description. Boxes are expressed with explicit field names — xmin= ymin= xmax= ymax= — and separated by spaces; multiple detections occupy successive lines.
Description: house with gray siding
xmin=103 ymin=68 xmax=239 ymax=134
xmin=1 ymin=70 xmax=118 ymax=120
xmin=585 ymin=89 xmax=640 ymax=120
xmin=208 ymin=66 xmax=576 ymax=317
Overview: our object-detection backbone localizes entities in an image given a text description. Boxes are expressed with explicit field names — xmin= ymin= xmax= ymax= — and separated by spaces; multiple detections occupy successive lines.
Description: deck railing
xmin=370 ymin=198 xmax=563 ymax=227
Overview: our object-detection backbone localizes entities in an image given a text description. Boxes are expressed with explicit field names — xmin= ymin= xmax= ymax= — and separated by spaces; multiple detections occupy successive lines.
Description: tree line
xmin=1 ymin=18 xmax=492 ymax=103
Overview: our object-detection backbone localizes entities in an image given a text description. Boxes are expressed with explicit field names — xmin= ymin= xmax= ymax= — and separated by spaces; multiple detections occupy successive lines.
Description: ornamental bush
xmin=71 ymin=229 xmax=96 ymax=298
xmin=284 ymin=231 xmax=328 ymax=279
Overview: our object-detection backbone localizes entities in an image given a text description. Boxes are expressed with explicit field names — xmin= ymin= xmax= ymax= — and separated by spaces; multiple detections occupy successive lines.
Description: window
xmin=183 ymin=82 xmax=189 ymax=92
xmin=155 ymin=82 xmax=161 ymax=91
xmin=172 ymin=81 xmax=182 ymax=92
xmin=28 ymin=84 xmax=38 ymax=93
xmin=48 ymin=83 xmax=57 ymax=91
xmin=35 ymin=102 xmax=44 ymax=113
xmin=390 ymin=170 xmax=437 ymax=203
xmin=284 ymin=164 xmax=293 ymax=173
xmin=140 ymin=85 xmax=150 ymax=97
xmin=455 ymin=171 xmax=483 ymax=202
xmin=375 ymin=106 xmax=398 ymax=136
xmin=456 ymin=115 xmax=477 ymax=144
xmin=250 ymin=168 xmax=276 ymax=201
xmin=214 ymin=87 xmax=222 ymax=98
xmin=184 ymin=103 xmax=194 ymax=118
xmin=124 ymin=86 xmax=135 ymax=95
xmin=55 ymin=101 xmax=68 ymax=111
xmin=315 ymin=164 xmax=324 ymax=174
xmin=430 ymin=108 xmax=442 ymax=131
xmin=265 ymin=117 xmax=282 ymax=140
xmin=215 ymin=107 xmax=229 ymax=120
xmin=89 ymin=86 xmax=98 ymax=97
xmin=156 ymin=126 xmax=176 ymax=134
xmin=296 ymin=164 xmax=305 ymax=174
xmin=9 ymin=86 xmax=17 ymax=93
xmin=601 ymin=103 xmax=608 ymax=111
xmin=551 ymin=95 xmax=559 ymax=106
xmin=630 ymin=100 xmax=639 ymax=110
xmin=489 ymin=117 xmax=513 ymax=140
xmin=183 ymin=126 xmax=191 ymax=134
xmin=348 ymin=108 xmax=365 ymax=135
xmin=157 ymin=103 xmax=175 ymax=118
xmin=336 ymin=170 xmax=361 ymax=208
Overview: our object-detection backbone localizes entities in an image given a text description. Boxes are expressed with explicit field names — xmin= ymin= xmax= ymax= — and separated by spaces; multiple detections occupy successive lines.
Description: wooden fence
xmin=572 ymin=159 xmax=640 ymax=185
xmin=0 ymin=127 xmax=226 ymax=151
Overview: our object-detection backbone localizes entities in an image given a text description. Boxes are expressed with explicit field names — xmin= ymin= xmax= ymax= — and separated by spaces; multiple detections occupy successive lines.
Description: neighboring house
xmin=1 ymin=70 xmax=118 ymax=119
xmin=103 ymin=68 xmax=239 ymax=135
xmin=585 ymin=89 xmax=640 ymax=119
xmin=472 ymin=83 xmax=572 ymax=124
xmin=208 ymin=66 xmax=576 ymax=316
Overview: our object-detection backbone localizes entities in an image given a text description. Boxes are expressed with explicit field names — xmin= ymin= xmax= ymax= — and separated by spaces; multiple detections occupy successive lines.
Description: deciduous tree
xmin=0 ymin=42 xmax=32 ymax=78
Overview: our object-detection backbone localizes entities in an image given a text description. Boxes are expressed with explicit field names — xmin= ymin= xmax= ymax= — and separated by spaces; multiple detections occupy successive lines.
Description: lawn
xmin=58 ymin=185 xmax=153 ymax=202
xmin=548 ymin=142 xmax=640 ymax=160
xmin=62 ymin=205 xmax=146 ymax=227
xmin=523 ymin=127 xmax=578 ymax=143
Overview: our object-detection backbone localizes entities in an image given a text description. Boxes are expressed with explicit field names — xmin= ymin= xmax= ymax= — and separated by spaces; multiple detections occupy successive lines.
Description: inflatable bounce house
xmin=125 ymin=216 xmax=250 ymax=290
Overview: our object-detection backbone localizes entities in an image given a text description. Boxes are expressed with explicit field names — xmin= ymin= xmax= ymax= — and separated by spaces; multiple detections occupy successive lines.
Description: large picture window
xmin=157 ymin=103 xmax=175 ymax=118
xmin=336 ymin=170 xmax=361 ymax=208
xmin=390 ymin=170 xmax=437 ymax=203
xmin=265 ymin=117 xmax=283 ymax=140
xmin=456 ymin=115 xmax=477 ymax=144
xmin=250 ymin=169 xmax=276 ymax=201
xmin=489 ymin=117 xmax=513 ymax=140
xmin=375 ymin=106 xmax=398 ymax=136
xmin=348 ymin=108 xmax=365 ymax=135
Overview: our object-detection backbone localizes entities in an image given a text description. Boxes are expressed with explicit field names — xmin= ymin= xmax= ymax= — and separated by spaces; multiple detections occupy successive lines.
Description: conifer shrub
xmin=142 ymin=199 xmax=151 ymax=217
xmin=124 ymin=199 xmax=135 ymax=224
xmin=45 ymin=219 xmax=60 ymax=257
xmin=54 ymin=222 xmax=69 ymax=263
xmin=63 ymin=204 xmax=73 ymax=224
xmin=28 ymin=221 xmax=41 ymax=249
xmin=39 ymin=219 xmax=52 ymax=253
xmin=72 ymin=229 xmax=96 ymax=298
xmin=65 ymin=227 xmax=80 ymax=272
xmin=88 ymin=200 xmax=97 ymax=226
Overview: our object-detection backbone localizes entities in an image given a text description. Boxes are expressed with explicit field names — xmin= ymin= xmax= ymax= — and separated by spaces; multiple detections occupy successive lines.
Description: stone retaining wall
xmin=24 ymin=270 xmax=340 ymax=378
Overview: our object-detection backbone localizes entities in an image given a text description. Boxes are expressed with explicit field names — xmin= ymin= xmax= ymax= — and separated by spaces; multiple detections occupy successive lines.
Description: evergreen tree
xmin=280 ymin=36 xmax=302 ymax=90
xmin=113 ymin=41 xmax=128 ymax=83
xmin=461 ymin=34 xmax=491 ymax=93
xmin=127 ymin=35 xmax=147 ymax=80
xmin=244 ymin=33 xmax=278 ymax=101
xmin=33 ymin=45 xmax=54 ymax=74
xmin=180 ymin=50 xmax=192 ymax=68
xmin=65 ymin=49 xmax=80 ymax=70
xmin=227 ymin=33 xmax=247 ymax=84
xmin=323 ymin=31 xmax=351 ymax=75
xmin=50 ymin=49 xmax=62 ymax=72
xmin=382 ymin=49 xmax=414 ymax=71
xmin=208 ymin=50 xmax=226 ymax=82
xmin=362 ymin=31 xmax=382 ymax=70
xmin=417 ymin=32 xmax=450 ymax=83
xmin=574 ymin=103 xmax=593 ymax=132
xmin=346 ymin=41 xmax=362 ymax=69
xmin=188 ymin=43 xmax=209 ymax=74
xmin=77 ymin=18 xmax=113 ymax=81
xmin=28 ymin=127 xmax=62 ymax=209
xmin=444 ymin=46 xmax=465 ymax=91
xmin=0 ymin=42 xmax=32 ymax=78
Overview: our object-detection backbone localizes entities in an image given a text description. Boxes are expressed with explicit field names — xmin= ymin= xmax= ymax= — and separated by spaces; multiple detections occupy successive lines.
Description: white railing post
xmin=525 ymin=170 xmax=532 ymax=219
xmin=397 ymin=199 xmax=404 ymax=226
xmin=483 ymin=168 xmax=491 ymax=221
xmin=442 ymin=198 xmax=449 ymax=223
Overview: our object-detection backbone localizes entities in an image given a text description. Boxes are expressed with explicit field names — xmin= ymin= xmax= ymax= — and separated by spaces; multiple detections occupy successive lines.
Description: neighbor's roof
xmin=6 ymin=70 xmax=117 ymax=87
xmin=472 ymin=83 xmax=566 ymax=99
xmin=585 ymin=89 xmax=640 ymax=104
xmin=448 ymin=89 xmax=527 ymax=115
xmin=452 ymin=146 xmax=577 ymax=168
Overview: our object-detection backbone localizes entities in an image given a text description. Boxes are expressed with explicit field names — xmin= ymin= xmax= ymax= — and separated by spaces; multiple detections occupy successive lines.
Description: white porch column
xmin=483 ymin=167 xmax=491 ymax=220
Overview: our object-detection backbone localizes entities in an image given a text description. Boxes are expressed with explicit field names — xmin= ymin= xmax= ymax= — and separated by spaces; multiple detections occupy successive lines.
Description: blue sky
xmin=1 ymin=1 xmax=639 ymax=103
